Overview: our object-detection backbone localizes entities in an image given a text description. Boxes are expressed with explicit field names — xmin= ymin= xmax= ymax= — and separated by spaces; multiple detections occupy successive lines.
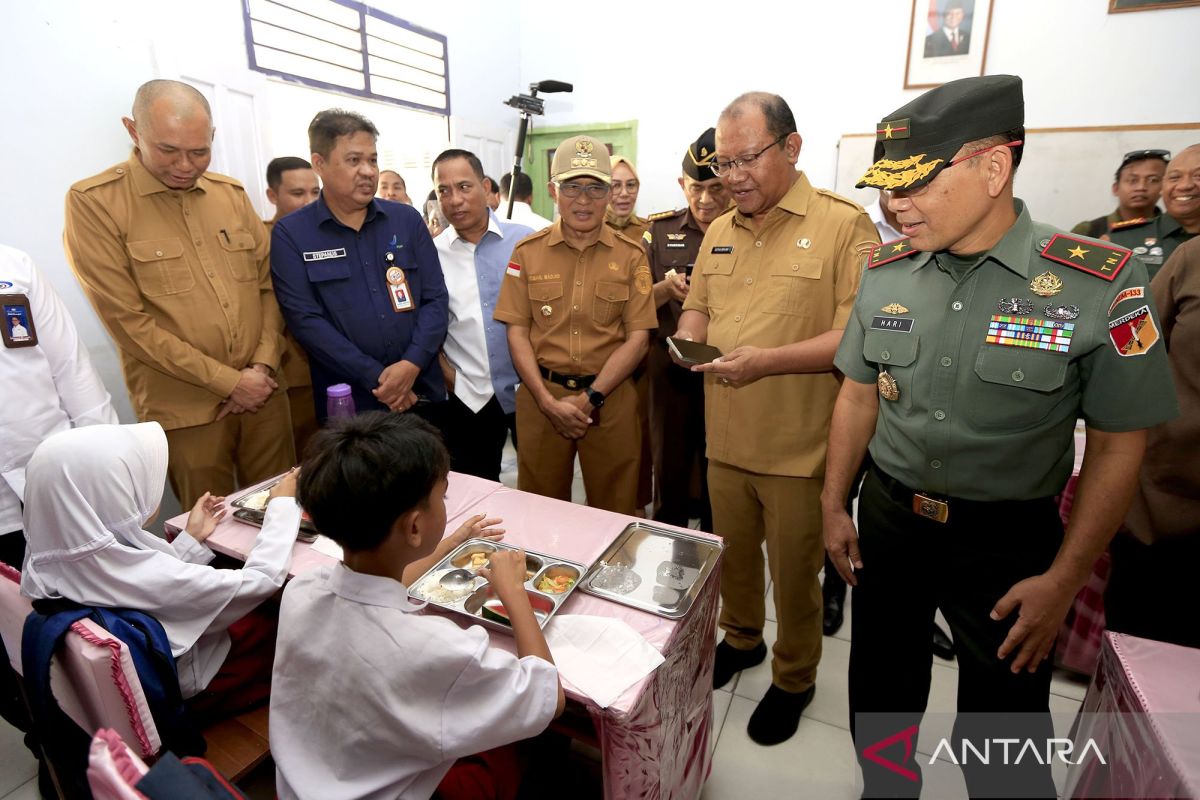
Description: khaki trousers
xmin=515 ymin=378 xmax=640 ymax=515
xmin=164 ymin=390 xmax=296 ymax=508
xmin=708 ymin=459 xmax=824 ymax=693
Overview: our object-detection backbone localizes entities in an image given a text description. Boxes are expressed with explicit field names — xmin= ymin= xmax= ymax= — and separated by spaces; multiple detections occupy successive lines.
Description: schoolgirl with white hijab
xmin=20 ymin=422 xmax=300 ymax=698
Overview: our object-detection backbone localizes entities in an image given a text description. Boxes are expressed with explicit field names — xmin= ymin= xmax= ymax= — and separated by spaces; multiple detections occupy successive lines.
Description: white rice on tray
xmin=413 ymin=569 xmax=474 ymax=605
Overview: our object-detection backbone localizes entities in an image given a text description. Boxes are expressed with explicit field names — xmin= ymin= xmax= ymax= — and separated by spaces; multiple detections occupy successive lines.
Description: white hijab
xmin=20 ymin=423 xmax=297 ymax=663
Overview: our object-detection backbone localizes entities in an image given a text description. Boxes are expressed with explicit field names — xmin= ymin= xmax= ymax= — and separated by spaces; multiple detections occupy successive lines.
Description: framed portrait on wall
xmin=903 ymin=0 xmax=994 ymax=89
xmin=1109 ymin=0 xmax=1200 ymax=12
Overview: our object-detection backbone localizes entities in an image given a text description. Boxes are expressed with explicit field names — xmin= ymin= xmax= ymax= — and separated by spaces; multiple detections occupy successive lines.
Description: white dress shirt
xmin=868 ymin=198 xmax=903 ymax=243
xmin=20 ymin=422 xmax=300 ymax=696
xmin=500 ymin=200 xmax=553 ymax=232
xmin=0 ymin=245 xmax=117 ymax=534
xmin=271 ymin=562 xmax=559 ymax=800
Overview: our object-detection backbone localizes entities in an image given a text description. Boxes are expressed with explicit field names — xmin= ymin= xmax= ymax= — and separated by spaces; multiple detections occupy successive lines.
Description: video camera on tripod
xmin=502 ymin=80 xmax=573 ymax=219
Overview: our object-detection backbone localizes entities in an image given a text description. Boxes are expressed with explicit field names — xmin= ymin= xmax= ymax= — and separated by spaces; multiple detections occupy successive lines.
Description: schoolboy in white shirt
xmin=270 ymin=412 xmax=563 ymax=800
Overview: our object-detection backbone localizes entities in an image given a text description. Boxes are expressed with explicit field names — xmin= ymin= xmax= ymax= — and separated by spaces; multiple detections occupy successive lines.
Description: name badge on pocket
xmin=386 ymin=266 xmax=413 ymax=312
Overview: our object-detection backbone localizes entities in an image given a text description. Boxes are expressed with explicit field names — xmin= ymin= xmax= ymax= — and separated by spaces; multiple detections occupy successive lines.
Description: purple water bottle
xmin=326 ymin=383 xmax=356 ymax=420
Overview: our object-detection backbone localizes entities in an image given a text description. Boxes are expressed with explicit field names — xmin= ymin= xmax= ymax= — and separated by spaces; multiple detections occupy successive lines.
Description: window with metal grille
xmin=242 ymin=0 xmax=449 ymax=115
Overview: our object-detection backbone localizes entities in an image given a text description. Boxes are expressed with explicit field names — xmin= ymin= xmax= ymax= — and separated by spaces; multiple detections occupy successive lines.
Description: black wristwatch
xmin=586 ymin=388 xmax=606 ymax=408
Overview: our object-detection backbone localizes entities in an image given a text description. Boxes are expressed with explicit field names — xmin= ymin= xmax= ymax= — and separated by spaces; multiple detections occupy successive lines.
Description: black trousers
xmin=647 ymin=341 xmax=711 ymax=531
xmin=438 ymin=393 xmax=515 ymax=482
xmin=849 ymin=467 xmax=1061 ymax=799
xmin=1106 ymin=529 xmax=1200 ymax=648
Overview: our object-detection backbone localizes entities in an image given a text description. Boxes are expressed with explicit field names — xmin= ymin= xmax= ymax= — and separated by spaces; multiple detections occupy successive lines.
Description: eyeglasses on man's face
xmin=710 ymin=133 xmax=790 ymax=177
xmin=555 ymin=181 xmax=610 ymax=200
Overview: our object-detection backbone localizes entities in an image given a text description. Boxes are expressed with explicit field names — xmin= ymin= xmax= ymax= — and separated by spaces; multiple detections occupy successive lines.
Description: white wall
xmin=516 ymin=0 xmax=1200 ymax=217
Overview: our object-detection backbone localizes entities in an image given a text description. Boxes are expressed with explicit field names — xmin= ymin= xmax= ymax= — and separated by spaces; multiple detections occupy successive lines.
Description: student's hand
xmin=692 ymin=345 xmax=770 ymax=386
xmin=184 ymin=492 xmax=227 ymax=543
xmin=479 ymin=549 xmax=529 ymax=600
xmin=269 ymin=467 xmax=300 ymax=501
xmin=448 ymin=514 xmax=505 ymax=548
xmin=538 ymin=396 xmax=591 ymax=439
xmin=374 ymin=361 xmax=420 ymax=411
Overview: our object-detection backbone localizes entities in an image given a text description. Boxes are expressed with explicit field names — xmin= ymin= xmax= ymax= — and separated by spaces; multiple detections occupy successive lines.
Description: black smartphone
xmin=667 ymin=336 xmax=723 ymax=365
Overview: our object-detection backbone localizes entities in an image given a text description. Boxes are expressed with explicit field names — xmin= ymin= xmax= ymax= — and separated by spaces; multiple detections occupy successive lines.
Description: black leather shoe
xmin=747 ymin=684 xmax=815 ymax=745
xmin=931 ymin=622 xmax=955 ymax=661
xmin=713 ymin=640 xmax=767 ymax=690
xmin=823 ymin=590 xmax=845 ymax=636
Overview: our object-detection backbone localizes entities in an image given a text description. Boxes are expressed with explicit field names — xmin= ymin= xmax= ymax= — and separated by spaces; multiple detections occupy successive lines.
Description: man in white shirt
xmin=433 ymin=149 xmax=534 ymax=480
xmin=867 ymin=189 xmax=902 ymax=242
xmin=0 ymin=245 xmax=118 ymax=568
xmin=500 ymin=171 xmax=554 ymax=231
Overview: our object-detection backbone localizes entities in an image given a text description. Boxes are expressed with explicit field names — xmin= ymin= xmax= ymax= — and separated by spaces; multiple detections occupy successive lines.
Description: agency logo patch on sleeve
xmin=1107 ymin=304 xmax=1160 ymax=357
xmin=1107 ymin=286 xmax=1145 ymax=315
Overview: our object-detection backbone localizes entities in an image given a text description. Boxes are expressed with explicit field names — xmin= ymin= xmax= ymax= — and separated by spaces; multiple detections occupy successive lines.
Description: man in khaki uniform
xmin=65 ymin=80 xmax=294 ymax=507
xmin=674 ymin=92 xmax=879 ymax=745
xmin=264 ymin=156 xmax=320 ymax=458
xmin=495 ymin=135 xmax=657 ymax=514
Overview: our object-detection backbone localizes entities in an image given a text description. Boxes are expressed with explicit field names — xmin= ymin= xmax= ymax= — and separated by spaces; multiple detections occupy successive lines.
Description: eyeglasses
xmin=555 ymin=181 xmax=610 ymax=200
xmin=710 ymin=133 xmax=790 ymax=177
xmin=611 ymin=179 xmax=640 ymax=195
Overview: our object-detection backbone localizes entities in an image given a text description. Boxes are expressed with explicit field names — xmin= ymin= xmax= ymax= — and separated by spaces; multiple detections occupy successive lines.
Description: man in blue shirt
xmin=271 ymin=110 xmax=449 ymax=425
xmin=432 ymin=149 xmax=533 ymax=480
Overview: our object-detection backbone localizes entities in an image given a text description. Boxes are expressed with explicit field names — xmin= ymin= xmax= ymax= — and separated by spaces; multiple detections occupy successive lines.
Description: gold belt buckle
xmin=913 ymin=493 xmax=949 ymax=523
xmin=565 ymin=377 xmax=578 ymax=389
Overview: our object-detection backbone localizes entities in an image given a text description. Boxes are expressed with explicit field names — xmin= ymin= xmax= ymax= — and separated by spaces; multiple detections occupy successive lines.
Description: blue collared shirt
xmin=271 ymin=196 xmax=448 ymax=419
xmin=434 ymin=212 xmax=533 ymax=414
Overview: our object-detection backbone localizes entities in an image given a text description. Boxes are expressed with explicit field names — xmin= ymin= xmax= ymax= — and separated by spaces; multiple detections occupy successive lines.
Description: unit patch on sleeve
xmin=1108 ymin=304 xmax=1160 ymax=357
xmin=1107 ymin=286 xmax=1145 ymax=314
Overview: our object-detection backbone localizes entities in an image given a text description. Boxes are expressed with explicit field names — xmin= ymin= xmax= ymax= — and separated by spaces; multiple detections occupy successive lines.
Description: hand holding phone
xmin=667 ymin=336 xmax=723 ymax=366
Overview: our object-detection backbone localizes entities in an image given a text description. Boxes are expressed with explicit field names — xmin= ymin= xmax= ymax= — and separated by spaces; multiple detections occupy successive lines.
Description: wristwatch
xmin=586 ymin=388 xmax=606 ymax=409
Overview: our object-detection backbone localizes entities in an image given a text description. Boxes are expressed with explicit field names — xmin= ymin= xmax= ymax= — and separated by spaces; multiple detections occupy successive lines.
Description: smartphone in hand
xmin=667 ymin=336 xmax=724 ymax=366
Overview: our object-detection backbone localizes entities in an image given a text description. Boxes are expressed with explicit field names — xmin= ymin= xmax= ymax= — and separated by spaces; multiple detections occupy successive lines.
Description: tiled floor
xmin=0 ymin=441 xmax=1093 ymax=799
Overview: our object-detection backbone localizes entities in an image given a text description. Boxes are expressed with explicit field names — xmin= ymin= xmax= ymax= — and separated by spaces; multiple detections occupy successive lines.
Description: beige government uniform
xmin=494 ymin=221 xmax=658 ymax=514
xmin=64 ymin=156 xmax=295 ymax=507
xmin=265 ymin=218 xmax=318 ymax=458
xmin=683 ymin=173 xmax=878 ymax=692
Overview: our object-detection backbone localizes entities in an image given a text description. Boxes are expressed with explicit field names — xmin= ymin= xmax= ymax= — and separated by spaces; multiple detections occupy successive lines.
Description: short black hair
xmin=483 ymin=176 xmax=499 ymax=194
xmin=308 ymin=109 xmax=379 ymax=159
xmin=266 ymin=156 xmax=313 ymax=190
xmin=299 ymin=412 xmax=449 ymax=552
xmin=501 ymin=171 xmax=534 ymax=200
xmin=431 ymin=148 xmax=484 ymax=182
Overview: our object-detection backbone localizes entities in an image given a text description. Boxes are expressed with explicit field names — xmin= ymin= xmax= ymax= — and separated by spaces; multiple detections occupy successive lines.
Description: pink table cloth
xmin=167 ymin=473 xmax=721 ymax=799
xmin=1063 ymin=632 xmax=1200 ymax=799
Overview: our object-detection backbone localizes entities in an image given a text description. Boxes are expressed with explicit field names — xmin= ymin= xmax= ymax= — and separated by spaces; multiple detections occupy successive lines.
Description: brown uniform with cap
xmin=494 ymin=223 xmax=656 ymax=512
xmin=683 ymin=173 xmax=878 ymax=693
xmin=64 ymin=156 xmax=295 ymax=507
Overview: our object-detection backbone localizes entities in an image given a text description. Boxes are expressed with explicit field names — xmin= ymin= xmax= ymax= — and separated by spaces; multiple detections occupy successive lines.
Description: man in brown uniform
xmin=64 ymin=79 xmax=294 ymax=507
xmin=265 ymin=156 xmax=320 ymax=458
xmin=495 ymin=135 xmax=657 ymax=514
xmin=643 ymin=127 xmax=731 ymax=530
xmin=674 ymin=93 xmax=879 ymax=745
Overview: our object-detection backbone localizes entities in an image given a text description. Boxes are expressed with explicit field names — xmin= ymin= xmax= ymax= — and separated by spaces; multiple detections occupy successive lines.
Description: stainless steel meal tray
xmin=579 ymin=522 xmax=723 ymax=619
xmin=407 ymin=539 xmax=588 ymax=635
xmin=230 ymin=481 xmax=318 ymax=540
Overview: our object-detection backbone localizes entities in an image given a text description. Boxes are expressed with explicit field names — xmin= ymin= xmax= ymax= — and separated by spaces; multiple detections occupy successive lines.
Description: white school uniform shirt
xmin=20 ymin=422 xmax=300 ymax=696
xmin=0 ymin=245 xmax=118 ymax=534
xmin=271 ymin=562 xmax=559 ymax=800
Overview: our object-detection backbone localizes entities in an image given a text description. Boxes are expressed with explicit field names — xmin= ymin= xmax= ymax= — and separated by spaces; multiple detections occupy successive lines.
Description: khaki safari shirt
xmin=494 ymin=221 xmax=657 ymax=375
xmin=65 ymin=156 xmax=283 ymax=430
xmin=683 ymin=173 xmax=879 ymax=477
xmin=835 ymin=200 xmax=1178 ymax=502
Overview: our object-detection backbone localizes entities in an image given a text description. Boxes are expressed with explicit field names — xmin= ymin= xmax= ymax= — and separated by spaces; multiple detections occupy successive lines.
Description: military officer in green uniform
xmin=822 ymin=75 xmax=1177 ymax=798
xmin=642 ymin=128 xmax=731 ymax=530
xmin=1108 ymin=144 xmax=1200 ymax=280
xmin=1070 ymin=148 xmax=1166 ymax=239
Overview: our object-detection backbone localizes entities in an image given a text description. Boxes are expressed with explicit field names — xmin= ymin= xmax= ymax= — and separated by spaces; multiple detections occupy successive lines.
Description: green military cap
xmin=857 ymin=74 xmax=1024 ymax=191
xmin=682 ymin=128 xmax=717 ymax=181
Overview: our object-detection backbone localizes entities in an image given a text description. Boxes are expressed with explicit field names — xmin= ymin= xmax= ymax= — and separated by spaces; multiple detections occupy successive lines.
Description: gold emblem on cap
xmin=570 ymin=138 xmax=598 ymax=169
xmin=877 ymin=371 xmax=899 ymax=401
xmin=1029 ymin=271 xmax=1063 ymax=297
xmin=541 ymin=305 xmax=553 ymax=317
xmin=881 ymin=303 xmax=909 ymax=315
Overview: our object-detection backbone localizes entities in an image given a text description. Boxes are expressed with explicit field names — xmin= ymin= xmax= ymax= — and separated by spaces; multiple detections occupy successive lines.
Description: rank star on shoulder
xmin=892 ymin=242 xmax=908 ymax=253
xmin=1067 ymin=245 xmax=1089 ymax=260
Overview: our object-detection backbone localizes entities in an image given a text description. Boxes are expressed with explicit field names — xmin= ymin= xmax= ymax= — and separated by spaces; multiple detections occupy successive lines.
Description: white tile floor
xmin=0 ymin=442 xmax=1094 ymax=799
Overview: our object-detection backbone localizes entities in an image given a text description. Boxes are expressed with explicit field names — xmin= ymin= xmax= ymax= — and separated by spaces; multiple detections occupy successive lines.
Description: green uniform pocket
xmin=971 ymin=346 xmax=1070 ymax=431
xmin=863 ymin=330 xmax=919 ymax=409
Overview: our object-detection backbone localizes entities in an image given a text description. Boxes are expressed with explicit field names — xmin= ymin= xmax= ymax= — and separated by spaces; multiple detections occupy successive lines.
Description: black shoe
xmin=931 ymin=622 xmax=955 ymax=661
xmin=712 ymin=640 xmax=767 ymax=690
xmin=747 ymin=684 xmax=815 ymax=745
xmin=823 ymin=589 xmax=845 ymax=636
